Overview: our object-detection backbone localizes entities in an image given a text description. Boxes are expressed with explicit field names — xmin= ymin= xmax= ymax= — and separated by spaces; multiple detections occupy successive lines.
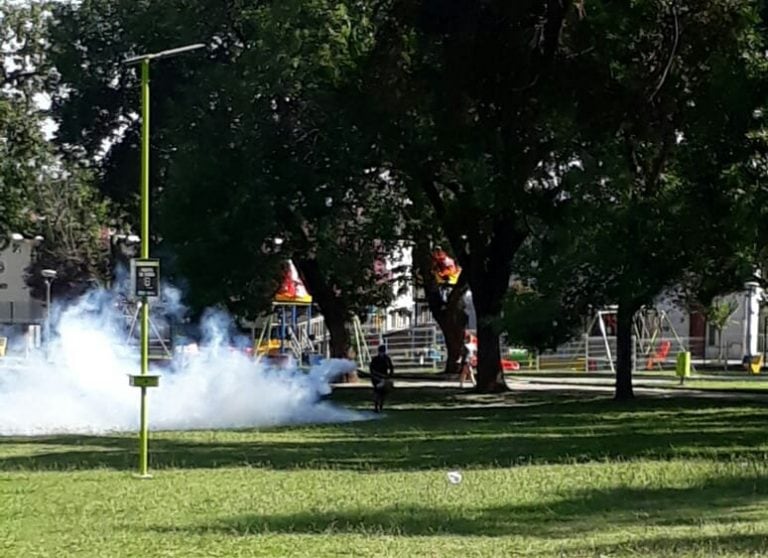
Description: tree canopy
xmin=1 ymin=1 xmax=109 ymax=296
xmin=37 ymin=0 xmax=768 ymax=397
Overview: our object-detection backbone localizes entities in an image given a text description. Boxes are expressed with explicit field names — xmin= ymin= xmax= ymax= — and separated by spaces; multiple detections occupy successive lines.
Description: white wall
xmin=0 ymin=241 xmax=43 ymax=323
xmin=385 ymin=243 xmax=416 ymax=330
xmin=655 ymin=287 xmax=765 ymax=361
xmin=703 ymin=290 xmax=761 ymax=361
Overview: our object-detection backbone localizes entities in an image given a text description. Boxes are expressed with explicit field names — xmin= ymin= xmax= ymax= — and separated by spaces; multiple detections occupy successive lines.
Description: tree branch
xmin=649 ymin=3 xmax=679 ymax=102
xmin=419 ymin=175 xmax=447 ymax=221
xmin=646 ymin=121 xmax=677 ymax=194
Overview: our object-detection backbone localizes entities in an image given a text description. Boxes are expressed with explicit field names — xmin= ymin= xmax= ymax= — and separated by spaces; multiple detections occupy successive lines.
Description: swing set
xmin=579 ymin=306 xmax=692 ymax=373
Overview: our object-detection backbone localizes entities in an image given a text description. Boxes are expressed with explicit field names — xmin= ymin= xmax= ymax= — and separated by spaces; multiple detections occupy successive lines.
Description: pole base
xmin=132 ymin=473 xmax=154 ymax=480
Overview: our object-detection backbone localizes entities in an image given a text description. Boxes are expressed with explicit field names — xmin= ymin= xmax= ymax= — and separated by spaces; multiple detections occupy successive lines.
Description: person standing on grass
xmin=458 ymin=334 xmax=476 ymax=388
xmin=369 ymin=344 xmax=394 ymax=413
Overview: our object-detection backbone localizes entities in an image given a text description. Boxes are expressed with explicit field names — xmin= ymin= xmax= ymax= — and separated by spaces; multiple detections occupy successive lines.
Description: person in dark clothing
xmin=369 ymin=344 xmax=394 ymax=412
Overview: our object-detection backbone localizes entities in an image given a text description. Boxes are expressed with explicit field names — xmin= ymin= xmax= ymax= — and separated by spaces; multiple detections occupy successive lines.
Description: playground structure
xmin=253 ymin=302 xmax=317 ymax=364
xmin=253 ymin=260 xmax=323 ymax=367
xmin=252 ymin=250 xmax=455 ymax=372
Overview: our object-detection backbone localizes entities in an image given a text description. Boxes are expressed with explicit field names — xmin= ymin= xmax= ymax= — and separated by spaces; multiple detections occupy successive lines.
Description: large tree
xmin=505 ymin=0 xmax=767 ymax=399
xmin=49 ymin=0 xmax=403 ymax=361
xmin=351 ymin=1 xmax=590 ymax=391
xmin=564 ymin=0 xmax=768 ymax=399
xmin=159 ymin=0 xmax=403 ymax=361
xmin=351 ymin=0 xmax=767 ymax=395
xmin=0 ymin=0 xmax=55 ymax=240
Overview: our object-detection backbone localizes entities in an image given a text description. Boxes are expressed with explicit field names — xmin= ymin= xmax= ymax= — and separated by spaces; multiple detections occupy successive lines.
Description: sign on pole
xmin=131 ymin=258 xmax=160 ymax=298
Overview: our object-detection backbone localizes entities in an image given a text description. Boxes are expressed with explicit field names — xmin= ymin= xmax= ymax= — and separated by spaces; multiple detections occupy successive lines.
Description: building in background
xmin=0 ymin=237 xmax=45 ymax=353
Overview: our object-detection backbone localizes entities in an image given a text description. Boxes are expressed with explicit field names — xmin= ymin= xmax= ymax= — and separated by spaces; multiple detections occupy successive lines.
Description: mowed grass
xmin=3 ymin=388 xmax=768 ymax=557
xmin=513 ymin=369 xmax=768 ymax=393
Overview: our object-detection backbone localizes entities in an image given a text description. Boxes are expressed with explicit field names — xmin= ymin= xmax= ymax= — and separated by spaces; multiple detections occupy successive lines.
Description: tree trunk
xmin=475 ymin=312 xmax=505 ymax=391
xmin=323 ymin=310 xmax=356 ymax=383
xmin=412 ymin=240 xmax=468 ymax=375
xmin=718 ymin=329 xmax=728 ymax=370
xmin=459 ymin=226 xmax=527 ymax=393
xmin=326 ymin=314 xmax=350 ymax=358
xmin=614 ymin=301 xmax=636 ymax=401
xmin=294 ymin=257 xmax=357 ymax=383
xmin=435 ymin=296 xmax=468 ymax=375
xmin=465 ymin=253 xmax=513 ymax=393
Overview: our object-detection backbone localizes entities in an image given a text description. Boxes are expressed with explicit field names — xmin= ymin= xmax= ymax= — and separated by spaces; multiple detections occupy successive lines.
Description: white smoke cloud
xmin=0 ymin=283 xmax=367 ymax=435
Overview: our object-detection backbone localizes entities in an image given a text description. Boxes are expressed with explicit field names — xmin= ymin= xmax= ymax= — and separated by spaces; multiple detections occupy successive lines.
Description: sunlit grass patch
xmin=3 ymin=388 xmax=768 ymax=556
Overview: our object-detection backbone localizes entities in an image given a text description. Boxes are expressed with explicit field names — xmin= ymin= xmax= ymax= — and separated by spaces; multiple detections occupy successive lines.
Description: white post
xmin=584 ymin=332 xmax=589 ymax=372
xmin=743 ymin=281 xmax=761 ymax=361
xmin=598 ymin=311 xmax=615 ymax=374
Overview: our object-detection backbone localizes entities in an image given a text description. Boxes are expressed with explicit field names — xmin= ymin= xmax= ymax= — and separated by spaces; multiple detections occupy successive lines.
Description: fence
xmin=520 ymin=335 xmax=706 ymax=374
xmin=264 ymin=305 xmax=711 ymax=374
xmin=358 ymin=324 xmax=444 ymax=371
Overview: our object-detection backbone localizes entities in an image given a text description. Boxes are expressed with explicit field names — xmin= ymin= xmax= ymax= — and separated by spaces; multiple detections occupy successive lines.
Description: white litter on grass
xmin=447 ymin=470 xmax=463 ymax=484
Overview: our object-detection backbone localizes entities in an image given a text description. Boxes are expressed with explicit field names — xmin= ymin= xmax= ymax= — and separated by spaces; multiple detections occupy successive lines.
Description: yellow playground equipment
xmin=253 ymin=260 xmax=320 ymax=365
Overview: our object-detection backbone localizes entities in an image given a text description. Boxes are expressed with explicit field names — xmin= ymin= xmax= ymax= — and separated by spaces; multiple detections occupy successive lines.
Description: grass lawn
xmin=3 ymin=387 xmax=768 ymax=557
xmin=511 ymin=370 xmax=768 ymax=393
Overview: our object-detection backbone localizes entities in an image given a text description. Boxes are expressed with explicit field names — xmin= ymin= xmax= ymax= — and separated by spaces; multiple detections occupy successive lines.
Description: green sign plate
xmin=129 ymin=374 xmax=160 ymax=388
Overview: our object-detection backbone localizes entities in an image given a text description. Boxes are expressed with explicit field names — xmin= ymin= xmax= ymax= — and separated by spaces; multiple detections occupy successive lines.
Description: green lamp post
xmin=124 ymin=43 xmax=205 ymax=478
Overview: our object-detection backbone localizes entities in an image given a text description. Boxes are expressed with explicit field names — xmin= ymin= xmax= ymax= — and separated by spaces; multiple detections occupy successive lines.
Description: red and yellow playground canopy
xmin=274 ymin=260 xmax=313 ymax=305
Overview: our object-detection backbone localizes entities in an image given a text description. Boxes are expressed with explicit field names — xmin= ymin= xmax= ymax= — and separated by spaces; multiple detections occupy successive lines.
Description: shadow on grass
xmin=1 ymin=389 xmax=768 ymax=472
xmin=585 ymin=533 xmax=768 ymax=555
xmin=161 ymin=474 xmax=768 ymax=543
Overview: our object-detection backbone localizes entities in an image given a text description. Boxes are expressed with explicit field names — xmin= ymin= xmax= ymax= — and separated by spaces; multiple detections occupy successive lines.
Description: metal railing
xmin=357 ymin=324 xmax=444 ymax=370
xmin=0 ymin=301 xmax=46 ymax=324
xmin=519 ymin=335 xmax=707 ymax=374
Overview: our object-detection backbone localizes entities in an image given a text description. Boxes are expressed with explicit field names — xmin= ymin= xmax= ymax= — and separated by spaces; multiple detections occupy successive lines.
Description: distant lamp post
xmin=41 ymin=269 xmax=57 ymax=346
xmin=124 ymin=42 xmax=206 ymax=479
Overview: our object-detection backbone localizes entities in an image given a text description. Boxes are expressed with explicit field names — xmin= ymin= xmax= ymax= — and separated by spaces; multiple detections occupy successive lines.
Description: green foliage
xmin=0 ymin=98 xmax=43 ymax=239
xmin=566 ymin=0 xmax=766 ymax=304
xmin=503 ymin=288 xmax=584 ymax=352
xmin=0 ymin=1 xmax=56 ymax=238
xmin=0 ymin=1 xmax=112 ymax=293
xmin=707 ymin=300 xmax=740 ymax=332
xmin=26 ymin=167 xmax=112 ymax=296
xmin=50 ymin=0 xmax=398 ymax=324
xmin=0 ymin=0 xmax=57 ymax=105
xmin=47 ymin=0 xmax=768 ymax=375
xmin=502 ymin=1 xmax=768 ymax=391
xmin=705 ymin=298 xmax=740 ymax=364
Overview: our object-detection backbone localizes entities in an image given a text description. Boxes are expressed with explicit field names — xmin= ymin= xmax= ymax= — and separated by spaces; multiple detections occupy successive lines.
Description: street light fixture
xmin=123 ymin=43 xmax=206 ymax=65
xmin=123 ymin=42 xmax=205 ymax=479
xmin=41 ymin=269 xmax=57 ymax=350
